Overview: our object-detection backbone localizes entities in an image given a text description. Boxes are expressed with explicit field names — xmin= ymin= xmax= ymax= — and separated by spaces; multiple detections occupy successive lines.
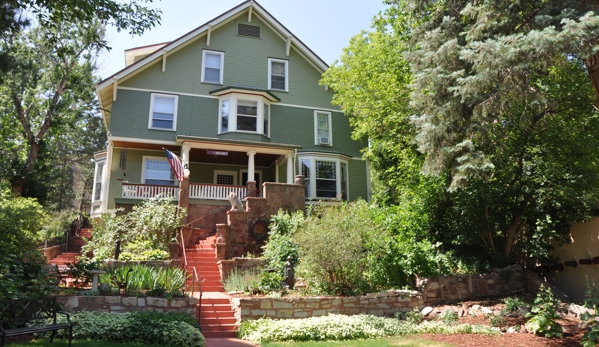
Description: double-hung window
xmin=236 ymin=100 xmax=258 ymax=131
xmin=314 ymin=111 xmax=332 ymax=146
xmin=299 ymin=155 xmax=349 ymax=200
xmin=143 ymin=157 xmax=176 ymax=185
xmin=92 ymin=161 xmax=105 ymax=202
xmin=268 ymin=58 xmax=288 ymax=91
xmin=149 ymin=94 xmax=178 ymax=130
xmin=202 ymin=50 xmax=224 ymax=84
xmin=218 ymin=95 xmax=271 ymax=136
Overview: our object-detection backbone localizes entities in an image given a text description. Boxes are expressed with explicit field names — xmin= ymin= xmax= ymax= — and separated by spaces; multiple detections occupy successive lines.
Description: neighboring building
xmin=91 ymin=0 xmax=369 ymax=219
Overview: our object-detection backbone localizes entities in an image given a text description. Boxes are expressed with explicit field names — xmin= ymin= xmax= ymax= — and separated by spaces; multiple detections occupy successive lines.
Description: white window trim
xmin=148 ymin=93 xmax=178 ymax=131
xmin=201 ymin=50 xmax=224 ymax=84
xmin=298 ymin=155 xmax=349 ymax=201
xmin=214 ymin=170 xmax=238 ymax=185
xmin=91 ymin=159 xmax=106 ymax=203
xmin=268 ymin=58 xmax=288 ymax=92
xmin=217 ymin=94 xmax=271 ymax=136
xmin=314 ymin=111 xmax=332 ymax=146
xmin=240 ymin=169 xmax=262 ymax=185
xmin=141 ymin=156 xmax=178 ymax=185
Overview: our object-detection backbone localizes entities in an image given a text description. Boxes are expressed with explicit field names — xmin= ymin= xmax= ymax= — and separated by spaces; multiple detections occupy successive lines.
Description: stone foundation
xmin=55 ymin=295 xmax=198 ymax=317
xmin=416 ymin=264 xmax=525 ymax=304
xmin=186 ymin=203 xmax=229 ymax=232
xmin=232 ymin=291 xmax=424 ymax=321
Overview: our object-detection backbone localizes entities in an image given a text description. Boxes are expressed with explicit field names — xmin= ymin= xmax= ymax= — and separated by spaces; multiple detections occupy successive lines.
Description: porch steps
xmin=186 ymin=235 xmax=238 ymax=338
xmin=47 ymin=228 xmax=92 ymax=267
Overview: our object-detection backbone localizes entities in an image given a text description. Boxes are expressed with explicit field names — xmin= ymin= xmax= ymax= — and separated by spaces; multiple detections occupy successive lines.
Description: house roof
xmin=96 ymin=0 xmax=330 ymax=130
xmin=209 ymin=85 xmax=281 ymax=102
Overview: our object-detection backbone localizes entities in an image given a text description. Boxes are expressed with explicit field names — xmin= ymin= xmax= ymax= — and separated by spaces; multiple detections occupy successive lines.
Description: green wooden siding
xmin=348 ymin=159 xmax=368 ymax=201
xmin=119 ymin=15 xmax=336 ymax=110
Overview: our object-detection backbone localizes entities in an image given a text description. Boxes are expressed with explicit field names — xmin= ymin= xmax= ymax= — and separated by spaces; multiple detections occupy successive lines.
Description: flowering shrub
xmin=238 ymin=314 xmax=499 ymax=343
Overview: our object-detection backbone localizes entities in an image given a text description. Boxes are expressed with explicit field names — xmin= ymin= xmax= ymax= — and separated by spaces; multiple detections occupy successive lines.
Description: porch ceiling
xmin=190 ymin=149 xmax=278 ymax=167
xmin=113 ymin=141 xmax=180 ymax=152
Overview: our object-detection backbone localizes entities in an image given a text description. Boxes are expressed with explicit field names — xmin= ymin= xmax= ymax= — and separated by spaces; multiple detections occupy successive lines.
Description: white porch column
xmin=181 ymin=145 xmax=190 ymax=168
xmin=286 ymin=153 xmax=293 ymax=183
xmin=247 ymin=150 xmax=256 ymax=183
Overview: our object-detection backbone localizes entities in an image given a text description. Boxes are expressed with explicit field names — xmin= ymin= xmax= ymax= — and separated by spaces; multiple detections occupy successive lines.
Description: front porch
xmin=120 ymin=182 xmax=250 ymax=201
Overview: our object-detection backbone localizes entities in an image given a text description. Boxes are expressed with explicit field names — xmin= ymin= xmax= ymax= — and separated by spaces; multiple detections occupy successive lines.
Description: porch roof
xmin=177 ymin=135 xmax=301 ymax=151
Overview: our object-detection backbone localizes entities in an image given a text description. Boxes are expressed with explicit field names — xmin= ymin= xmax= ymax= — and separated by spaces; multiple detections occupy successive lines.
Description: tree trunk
xmin=586 ymin=52 xmax=599 ymax=106
xmin=11 ymin=179 xmax=24 ymax=196
xmin=503 ymin=214 xmax=522 ymax=260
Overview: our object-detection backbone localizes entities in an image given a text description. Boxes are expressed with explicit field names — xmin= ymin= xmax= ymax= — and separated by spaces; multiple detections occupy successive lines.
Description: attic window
xmin=238 ymin=23 xmax=260 ymax=38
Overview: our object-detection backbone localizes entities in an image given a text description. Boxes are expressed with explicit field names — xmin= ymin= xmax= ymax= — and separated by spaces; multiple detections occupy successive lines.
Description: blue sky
xmin=97 ymin=0 xmax=388 ymax=78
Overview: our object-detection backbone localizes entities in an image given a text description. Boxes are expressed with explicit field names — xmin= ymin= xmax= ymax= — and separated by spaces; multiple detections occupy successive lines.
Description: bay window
xmin=299 ymin=155 xmax=349 ymax=200
xmin=218 ymin=95 xmax=271 ymax=135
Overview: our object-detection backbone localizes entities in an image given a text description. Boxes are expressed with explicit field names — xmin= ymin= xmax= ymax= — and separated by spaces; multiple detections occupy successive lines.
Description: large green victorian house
xmin=91 ymin=0 xmax=369 ymax=221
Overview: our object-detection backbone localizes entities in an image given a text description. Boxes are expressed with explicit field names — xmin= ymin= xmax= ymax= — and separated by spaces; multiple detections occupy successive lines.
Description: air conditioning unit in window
xmin=318 ymin=137 xmax=330 ymax=145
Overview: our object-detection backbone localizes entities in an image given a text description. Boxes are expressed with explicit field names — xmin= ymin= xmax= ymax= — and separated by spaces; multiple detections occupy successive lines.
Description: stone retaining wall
xmin=416 ymin=264 xmax=525 ymax=304
xmin=55 ymin=295 xmax=198 ymax=317
xmin=44 ymin=244 xmax=64 ymax=261
xmin=232 ymin=290 xmax=424 ymax=321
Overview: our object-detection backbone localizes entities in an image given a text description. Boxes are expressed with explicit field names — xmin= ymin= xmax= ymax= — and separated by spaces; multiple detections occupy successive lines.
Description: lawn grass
xmin=261 ymin=336 xmax=454 ymax=347
xmin=8 ymin=339 xmax=171 ymax=347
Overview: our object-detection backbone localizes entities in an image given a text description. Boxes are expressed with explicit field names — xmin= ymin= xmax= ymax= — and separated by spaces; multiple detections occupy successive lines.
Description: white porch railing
xmin=122 ymin=183 xmax=179 ymax=200
xmin=189 ymin=183 xmax=247 ymax=200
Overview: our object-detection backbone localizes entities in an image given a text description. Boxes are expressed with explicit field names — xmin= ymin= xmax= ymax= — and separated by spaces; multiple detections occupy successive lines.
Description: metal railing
xmin=121 ymin=183 xmax=179 ymax=200
xmin=189 ymin=183 xmax=247 ymax=200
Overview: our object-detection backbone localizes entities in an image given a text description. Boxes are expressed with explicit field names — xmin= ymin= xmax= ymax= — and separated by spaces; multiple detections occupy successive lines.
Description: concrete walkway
xmin=205 ymin=337 xmax=259 ymax=347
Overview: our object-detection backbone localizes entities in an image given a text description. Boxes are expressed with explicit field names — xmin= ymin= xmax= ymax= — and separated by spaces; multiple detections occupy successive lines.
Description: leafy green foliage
xmin=82 ymin=197 xmax=186 ymax=260
xmin=0 ymin=194 xmax=55 ymax=300
xmin=404 ymin=309 xmax=424 ymax=325
xmin=46 ymin=311 xmax=204 ymax=347
xmin=262 ymin=210 xmax=303 ymax=275
xmin=256 ymin=272 xmax=284 ymax=294
xmin=99 ymin=263 xmax=187 ymax=298
xmin=525 ymin=285 xmax=563 ymax=338
xmin=581 ymin=278 xmax=599 ymax=347
xmin=238 ymin=314 xmax=499 ymax=344
xmin=64 ymin=259 xmax=102 ymax=287
xmin=439 ymin=309 xmax=458 ymax=326
xmin=503 ymin=296 xmax=528 ymax=312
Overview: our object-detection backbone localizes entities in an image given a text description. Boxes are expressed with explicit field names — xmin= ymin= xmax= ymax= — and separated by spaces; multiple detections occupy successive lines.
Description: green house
xmin=91 ymin=0 xmax=370 ymax=219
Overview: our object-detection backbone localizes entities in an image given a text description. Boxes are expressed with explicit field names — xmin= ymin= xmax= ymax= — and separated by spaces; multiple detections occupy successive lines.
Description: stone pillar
xmin=247 ymin=181 xmax=257 ymax=198
xmin=215 ymin=224 xmax=230 ymax=261
xmin=286 ymin=153 xmax=294 ymax=183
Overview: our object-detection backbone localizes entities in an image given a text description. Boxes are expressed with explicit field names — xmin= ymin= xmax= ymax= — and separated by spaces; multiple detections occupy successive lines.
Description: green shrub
xmin=525 ymin=284 xmax=563 ymax=338
xmin=82 ymin=197 xmax=186 ymax=261
xmin=238 ymin=314 xmax=499 ymax=344
xmin=40 ymin=209 xmax=76 ymax=240
xmin=223 ymin=268 xmax=259 ymax=292
xmin=262 ymin=210 xmax=303 ymax=275
xmin=404 ymin=308 xmax=424 ymax=324
xmin=0 ymin=195 xmax=55 ymax=300
xmin=256 ymin=271 xmax=284 ymax=293
xmin=64 ymin=259 xmax=102 ymax=287
xmin=440 ymin=309 xmax=458 ymax=326
xmin=47 ymin=311 xmax=204 ymax=346
xmin=503 ymin=296 xmax=528 ymax=312
xmin=581 ymin=278 xmax=599 ymax=347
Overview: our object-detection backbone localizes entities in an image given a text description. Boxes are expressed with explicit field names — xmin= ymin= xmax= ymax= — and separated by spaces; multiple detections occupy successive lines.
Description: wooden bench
xmin=0 ymin=297 xmax=73 ymax=347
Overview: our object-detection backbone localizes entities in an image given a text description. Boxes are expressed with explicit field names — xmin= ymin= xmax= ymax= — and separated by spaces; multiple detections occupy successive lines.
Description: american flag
xmin=164 ymin=149 xmax=184 ymax=181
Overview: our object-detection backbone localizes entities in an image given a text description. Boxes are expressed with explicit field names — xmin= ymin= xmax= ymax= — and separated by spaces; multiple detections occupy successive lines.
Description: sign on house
xmin=207 ymin=150 xmax=228 ymax=156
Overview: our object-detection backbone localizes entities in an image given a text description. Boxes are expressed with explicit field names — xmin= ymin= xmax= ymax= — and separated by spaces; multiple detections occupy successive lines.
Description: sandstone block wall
xmin=231 ymin=291 xmax=424 ymax=321
xmin=218 ymin=258 xmax=266 ymax=283
xmin=44 ymin=244 xmax=64 ymax=261
xmin=417 ymin=264 xmax=525 ymax=304
xmin=55 ymin=295 xmax=198 ymax=317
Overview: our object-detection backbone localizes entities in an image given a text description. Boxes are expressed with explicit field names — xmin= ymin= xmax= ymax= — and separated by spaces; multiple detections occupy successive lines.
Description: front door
xmin=241 ymin=171 xmax=261 ymax=197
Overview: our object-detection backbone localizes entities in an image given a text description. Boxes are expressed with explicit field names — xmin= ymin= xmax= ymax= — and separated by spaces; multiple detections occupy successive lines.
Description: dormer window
xmin=211 ymin=87 xmax=279 ymax=136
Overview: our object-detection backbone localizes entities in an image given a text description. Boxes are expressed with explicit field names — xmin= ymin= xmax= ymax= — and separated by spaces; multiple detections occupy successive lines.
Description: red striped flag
xmin=164 ymin=149 xmax=184 ymax=181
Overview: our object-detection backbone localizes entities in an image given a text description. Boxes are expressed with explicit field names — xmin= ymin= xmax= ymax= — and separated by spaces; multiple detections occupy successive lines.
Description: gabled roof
xmin=97 ymin=0 xmax=328 ymax=89
xmin=96 ymin=0 xmax=329 ymax=131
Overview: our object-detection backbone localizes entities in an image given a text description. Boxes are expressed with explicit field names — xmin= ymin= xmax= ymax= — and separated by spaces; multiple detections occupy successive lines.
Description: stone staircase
xmin=185 ymin=234 xmax=237 ymax=338
xmin=48 ymin=228 xmax=91 ymax=268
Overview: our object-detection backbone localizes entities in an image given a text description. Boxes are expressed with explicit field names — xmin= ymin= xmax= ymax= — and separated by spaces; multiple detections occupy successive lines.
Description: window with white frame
xmin=298 ymin=155 xmax=349 ymax=200
xmin=314 ymin=111 xmax=332 ymax=146
xmin=268 ymin=58 xmax=288 ymax=91
xmin=214 ymin=170 xmax=237 ymax=185
xmin=218 ymin=96 xmax=270 ymax=135
xmin=202 ymin=50 xmax=224 ymax=84
xmin=143 ymin=158 xmax=176 ymax=185
xmin=149 ymin=94 xmax=178 ymax=130
xmin=92 ymin=161 xmax=105 ymax=202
